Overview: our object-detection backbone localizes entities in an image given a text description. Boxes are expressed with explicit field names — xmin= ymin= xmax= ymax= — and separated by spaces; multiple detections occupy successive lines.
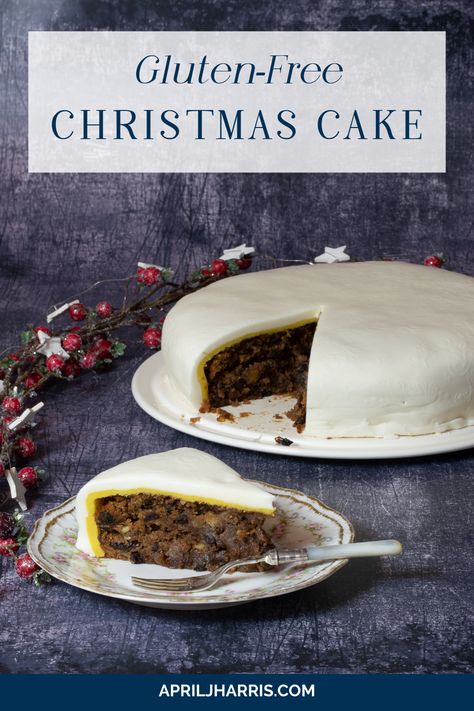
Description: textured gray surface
xmin=0 ymin=0 xmax=473 ymax=674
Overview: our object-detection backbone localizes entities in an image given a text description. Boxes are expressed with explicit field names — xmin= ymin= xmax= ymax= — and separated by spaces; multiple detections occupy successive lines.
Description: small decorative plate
xmin=132 ymin=352 xmax=474 ymax=459
xmin=28 ymin=483 xmax=354 ymax=610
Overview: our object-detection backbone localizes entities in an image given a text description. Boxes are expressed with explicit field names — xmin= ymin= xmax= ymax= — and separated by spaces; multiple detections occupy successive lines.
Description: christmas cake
xmin=161 ymin=261 xmax=474 ymax=437
xmin=75 ymin=448 xmax=275 ymax=570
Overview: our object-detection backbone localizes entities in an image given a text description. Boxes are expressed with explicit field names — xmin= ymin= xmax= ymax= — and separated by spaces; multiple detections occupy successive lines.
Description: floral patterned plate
xmin=28 ymin=483 xmax=354 ymax=610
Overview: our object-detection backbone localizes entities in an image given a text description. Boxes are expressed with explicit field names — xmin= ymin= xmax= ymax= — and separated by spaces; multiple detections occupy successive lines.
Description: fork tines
xmin=131 ymin=576 xmax=199 ymax=592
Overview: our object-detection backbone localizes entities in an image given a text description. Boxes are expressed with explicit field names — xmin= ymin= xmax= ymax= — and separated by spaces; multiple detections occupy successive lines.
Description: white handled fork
xmin=131 ymin=539 xmax=402 ymax=593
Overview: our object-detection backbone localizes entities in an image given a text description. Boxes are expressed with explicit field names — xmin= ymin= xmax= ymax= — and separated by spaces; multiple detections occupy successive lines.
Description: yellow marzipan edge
xmin=197 ymin=317 xmax=318 ymax=404
xmin=85 ymin=488 xmax=275 ymax=558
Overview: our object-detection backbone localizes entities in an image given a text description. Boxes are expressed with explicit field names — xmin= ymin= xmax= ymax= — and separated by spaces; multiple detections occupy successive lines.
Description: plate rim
xmin=28 ymin=483 xmax=354 ymax=608
xmin=131 ymin=351 xmax=474 ymax=460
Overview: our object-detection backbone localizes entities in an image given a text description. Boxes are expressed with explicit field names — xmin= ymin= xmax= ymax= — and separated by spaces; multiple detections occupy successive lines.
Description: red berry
xmin=14 ymin=436 xmax=36 ymax=458
xmin=0 ymin=537 xmax=19 ymax=556
xmin=69 ymin=303 xmax=87 ymax=321
xmin=2 ymin=396 xmax=22 ymax=415
xmin=46 ymin=354 xmax=64 ymax=372
xmin=8 ymin=353 xmax=19 ymax=362
xmin=62 ymin=359 xmax=81 ymax=378
xmin=93 ymin=338 xmax=112 ymax=359
xmin=15 ymin=553 xmax=39 ymax=579
xmin=63 ymin=333 xmax=82 ymax=352
xmin=143 ymin=327 xmax=161 ymax=349
xmin=18 ymin=466 xmax=38 ymax=488
xmin=0 ymin=512 xmax=14 ymax=537
xmin=237 ymin=257 xmax=252 ymax=270
xmin=200 ymin=267 xmax=212 ymax=279
xmin=34 ymin=325 xmax=51 ymax=336
xmin=25 ymin=372 xmax=43 ymax=390
xmin=0 ymin=369 xmax=4 ymax=379
xmin=96 ymin=301 xmax=113 ymax=318
xmin=69 ymin=326 xmax=81 ymax=333
xmin=424 ymin=255 xmax=444 ymax=268
xmin=137 ymin=266 xmax=161 ymax=286
xmin=0 ymin=461 xmax=4 ymax=476
xmin=80 ymin=351 xmax=96 ymax=369
xmin=211 ymin=259 xmax=227 ymax=276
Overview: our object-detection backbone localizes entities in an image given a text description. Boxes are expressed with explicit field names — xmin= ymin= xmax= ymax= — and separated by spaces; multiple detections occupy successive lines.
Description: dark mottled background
xmin=0 ymin=0 xmax=473 ymax=674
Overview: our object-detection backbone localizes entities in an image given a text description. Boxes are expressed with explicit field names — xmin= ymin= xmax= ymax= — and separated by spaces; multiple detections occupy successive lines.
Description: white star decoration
xmin=8 ymin=402 xmax=44 ymax=431
xmin=137 ymin=261 xmax=163 ymax=270
xmin=47 ymin=299 xmax=79 ymax=324
xmin=314 ymin=245 xmax=350 ymax=264
xmin=5 ymin=467 xmax=28 ymax=511
xmin=219 ymin=243 xmax=255 ymax=261
xmin=36 ymin=331 xmax=69 ymax=359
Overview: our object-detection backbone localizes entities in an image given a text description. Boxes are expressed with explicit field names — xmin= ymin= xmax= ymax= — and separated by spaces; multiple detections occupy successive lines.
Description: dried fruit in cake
xmin=75 ymin=448 xmax=275 ymax=571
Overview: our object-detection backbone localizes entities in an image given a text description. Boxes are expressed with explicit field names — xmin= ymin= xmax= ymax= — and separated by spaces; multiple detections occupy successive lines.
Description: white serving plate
xmin=28 ymin=484 xmax=353 ymax=610
xmin=131 ymin=352 xmax=474 ymax=460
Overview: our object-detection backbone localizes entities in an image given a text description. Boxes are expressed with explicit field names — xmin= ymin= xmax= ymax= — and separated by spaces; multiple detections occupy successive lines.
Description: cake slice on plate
xmin=75 ymin=448 xmax=275 ymax=571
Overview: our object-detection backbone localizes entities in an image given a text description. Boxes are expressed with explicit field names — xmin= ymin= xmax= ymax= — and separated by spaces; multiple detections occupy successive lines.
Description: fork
xmin=131 ymin=539 xmax=402 ymax=593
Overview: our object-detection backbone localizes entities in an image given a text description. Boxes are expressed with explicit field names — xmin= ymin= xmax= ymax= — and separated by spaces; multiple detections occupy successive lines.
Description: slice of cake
xmin=75 ymin=448 xmax=275 ymax=571
xmin=161 ymin=262 xmax=474 ymax=437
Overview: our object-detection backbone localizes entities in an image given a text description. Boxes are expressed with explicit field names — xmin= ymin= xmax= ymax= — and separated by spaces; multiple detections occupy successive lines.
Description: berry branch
xmin=0 ymin=254 xmax=252 ymax=583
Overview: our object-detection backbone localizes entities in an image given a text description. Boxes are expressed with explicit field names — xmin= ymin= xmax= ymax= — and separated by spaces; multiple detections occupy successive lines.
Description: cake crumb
xmin=273 ymin=414 xmax=284 ymax=420
xmin=215 ymin=408 xmax=236 ymax=423
xmin=239 ymin=412 xmax=252 ymax=418
xmin=190 ymin=416 xmax=201 ymax=424
xmin=275 ymin=436 xmax=294 ymax=447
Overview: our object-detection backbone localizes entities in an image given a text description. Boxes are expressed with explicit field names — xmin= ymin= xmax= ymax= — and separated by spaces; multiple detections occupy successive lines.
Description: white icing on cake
xmin=161 ymin=262 xmax=474 ymax=438
xmin=75 ymin=448 xmax=275 ymax=556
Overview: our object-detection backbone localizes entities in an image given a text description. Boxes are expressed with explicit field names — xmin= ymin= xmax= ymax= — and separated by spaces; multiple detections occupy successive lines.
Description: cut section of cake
xmin=75 ymin=448 xmax=275 ymax=571
xmin=201 ymin=320 xmax=316 ymax=430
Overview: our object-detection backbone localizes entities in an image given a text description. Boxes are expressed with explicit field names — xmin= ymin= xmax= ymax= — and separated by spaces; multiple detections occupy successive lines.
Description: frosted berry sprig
xmin=0 ymin=509 xmax=50 ymax=585
xmin=191 ymin=256 xmax=252 ymax=281
xmin=0 ymin=248 xmax=255 ymax=583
